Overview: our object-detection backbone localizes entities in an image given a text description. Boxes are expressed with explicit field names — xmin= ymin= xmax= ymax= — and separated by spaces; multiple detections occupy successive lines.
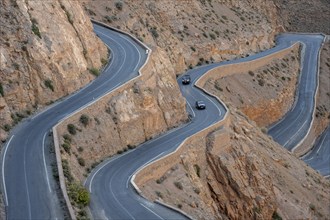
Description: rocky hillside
xmin=82 ymin=0 xmax=281 ymax=75
xmin=274 ymin=0 xmax=330 ymax=34
xmin=205 ymin=44 xmax=301 ymax=128
xmin=57 ymin=47 xmax=188 ymax=182
xmin=0 ymin=0 xmax=108 ymax=141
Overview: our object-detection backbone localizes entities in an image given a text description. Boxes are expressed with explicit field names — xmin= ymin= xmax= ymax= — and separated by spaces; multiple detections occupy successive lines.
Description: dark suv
xmin=182 ymin=75 xmax=191 ymax=84
xmin=195 ymin=101 xmax=206 ymax=110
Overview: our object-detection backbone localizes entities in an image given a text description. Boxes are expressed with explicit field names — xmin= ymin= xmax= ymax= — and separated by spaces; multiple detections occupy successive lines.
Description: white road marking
xmin=187 ymin=100 xmax=195 ymax=118
xmin=2 ymin=135 xmax=14 ymax=206
xmin=42 ymin=133 xmax=52 ymax=193
xmin=23 ymin=134 xmax=32 ymax=219
xmin=140 ymin=203 xmax=164 ymax=220
xmin=316 ymin=131 xmax=328 ymax=155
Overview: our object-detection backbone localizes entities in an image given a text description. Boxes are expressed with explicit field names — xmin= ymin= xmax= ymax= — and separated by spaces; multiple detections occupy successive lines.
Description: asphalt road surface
xmin=0 ymin=23 xmax=146 ymax=219
xmin=0 ymin=21 xmax=326 ymax=219
xmin=303 ymin=126 xmax=330 ymax=177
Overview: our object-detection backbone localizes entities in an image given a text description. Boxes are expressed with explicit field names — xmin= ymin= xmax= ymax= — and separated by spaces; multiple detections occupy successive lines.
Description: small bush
xmin=77 ymin=157 xmax=85 ymax=167
xmin=155 ymin=191 xmax=163 ymax=198
xmin=272 ymin=211 xmax=282 ymax=220
xmin=63 ymin=134 xmax=72 ymax=143
xmin=89 ymin=68 xmax=100 ymax=76
xmin=177 ymin=204 xmax=182 ymax=209
xmin=3 ymin=124 xmax=11 ymax=132
xmin=62 ymin=142 xmax=71 ymax=154
xmin=78 ymin=147 xmax=84 ymax=152
xmin=194 ymin=164 xmax=201 ymax=177
xmin=62 ymin=159 xmax=74 ymax=182
xmin=117 ymin=150 xmax=123 ymax=154
xmin=79 ymin=114 xmax=89 ymax=127
xmin=31 ymin=23 xmax=41 ymax=39
xmin=258 ymin=79 xmax=265 ymax=86
xmin=190 ymin=46 xmax=196 ymax=52
xmin=174 ymin=181 xmax=183 ymax=190
xmin=309 ymin=203 xmax=316 ymax=211
xmin=68 ymin=182 xmax=90 ymax=206
xmin=67 ymin=124 xmax=77 ymax=135
xmin=115 ymin=2 xmax=123 ymax=10
xmin=150 ymin=27 xmax=159 ymax=38
xmin=0 ymin=83 xmax=4 ymax=97
xmin=209 ymin=33 xmax=216 ymax=40
xmin=248 ymin=71 xmax=254 ymax=76
xmin=44 ymin=79 xmax=54 ymax=92
xmin=156 ymin=176 xmax=167 ymax=184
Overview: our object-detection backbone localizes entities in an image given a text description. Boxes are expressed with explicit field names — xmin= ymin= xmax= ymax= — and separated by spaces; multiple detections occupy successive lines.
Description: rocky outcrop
xmin=57 ymin=47 xmax=187 ymax=182
xmin=0 ymin=0 xmax=107 ymax=140
xmin=138 ymin=109 xmax=330 ymax=219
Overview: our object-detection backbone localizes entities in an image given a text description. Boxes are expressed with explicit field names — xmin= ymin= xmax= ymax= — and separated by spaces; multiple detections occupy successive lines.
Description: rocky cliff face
xmin=0 ymin=0 xmax=107 ymax=140
xmin=82 ymin=0 xmax=280 ymax=74
xmin=140 ymin=110 xmax=330 ymax=220
xmin=57 ymin=47 xmax=187 ymax=182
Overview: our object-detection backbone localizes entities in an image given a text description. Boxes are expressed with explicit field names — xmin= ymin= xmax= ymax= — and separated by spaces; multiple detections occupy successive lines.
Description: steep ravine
xmin=0 ymin=0 xmax=108 ymax=141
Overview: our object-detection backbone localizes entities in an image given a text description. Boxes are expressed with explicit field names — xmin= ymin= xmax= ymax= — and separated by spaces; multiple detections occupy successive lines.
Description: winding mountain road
xmin=0 ymin=21 xmax=326 ymax=220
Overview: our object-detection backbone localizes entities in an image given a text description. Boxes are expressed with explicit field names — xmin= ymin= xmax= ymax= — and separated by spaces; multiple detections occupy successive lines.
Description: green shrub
xmin=31 ymin=23 xmax=41 ymax=39
xmin=258 ymin=79 xmax=265 ymax=86
xmin=77 ymin=157 xmax=85 ymax=167
xmin=79 ymin=114 xmax=89 ymax=127
xmin=309 ymin=203 xmax=316 ymax=211
xmin=155 ymin=191 xmax=163 ymax=198
xmin=67 ymin=124 xmax=77 ymax=135
xmin=115 ymin=2 xmax=123 ymax=10
xmin=89 ymin=68 xmax=100 ymax=76
xmin=62 ymin=142 xmax=71 ymax=154
xmin=194 ymin=164 xmax=201 ymax=177
xmin=78 ymin=147 xmax=84 ymax=152
xmin=209 ymin=33 xmax=216 ymax=40
xmin=174 ymin=181 xmax=183 ymax=190
xmin=62 ymin=159 xmax=74 ymax=182
xmin=44 ymin=79 xmax=54 ymax=92
xmin=272 ymin=211 xmax=282 ymax=220
xmin=68 ymin=182 xmax=90 ymax=206
xmin=248 ymin=71 xmax=254 ymax=76
xmin=63 ymin=134 xmax=72 ymax=143
xmin=3 ymin=124 xmax=11 ymax=132
xmin=0 ymin=83 xmax=3 ymax=97
xmin=150 ymin=27 xmax=159 ymax=38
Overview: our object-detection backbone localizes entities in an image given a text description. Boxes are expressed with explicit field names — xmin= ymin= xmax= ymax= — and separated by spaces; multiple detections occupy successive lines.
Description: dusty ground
xmin=296 ymin=37 xmax=330 ymax=155
xmin=274 ymin=0 xmax=330 ymax=34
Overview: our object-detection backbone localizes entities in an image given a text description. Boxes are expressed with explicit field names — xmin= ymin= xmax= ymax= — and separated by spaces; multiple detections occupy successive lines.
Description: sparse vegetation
xmin=44 ymin=79 xmax=54 ymax=92
xmin=77 ymin=157 xmax=85 ymax=167
xmin=0 ymin=83 xmax=4 ymax=97
xmin=79 ymin=114 xmax=89 ymax=127
xmin=67 ymin=124 xmax=77 ymax=135
xmin=150 ymin=27 xmax=159 ymax=38
xmin=155 ymin=191 xmax=163 ymax=198
xmin=115 ymin=1 xmax=123 ymax=10
xmin=194 ymin=164 xmax=201 ymax=177
xmin=272 ymin=211 xmax=282 ymax=220
xmin=89 ymin=67 xmax=100 ymax=76
xmin=31 ymin=22 xmax=41 ymax=39
xmin=174 ymin=181 xmax=183 ymax=190
xmin=62 ymin=142 xmax=71 ymax=154
xmin=62 ymin=159 xmax=74 ymax=182
xmin=68 ymin=182 xmax=90 ymax=206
